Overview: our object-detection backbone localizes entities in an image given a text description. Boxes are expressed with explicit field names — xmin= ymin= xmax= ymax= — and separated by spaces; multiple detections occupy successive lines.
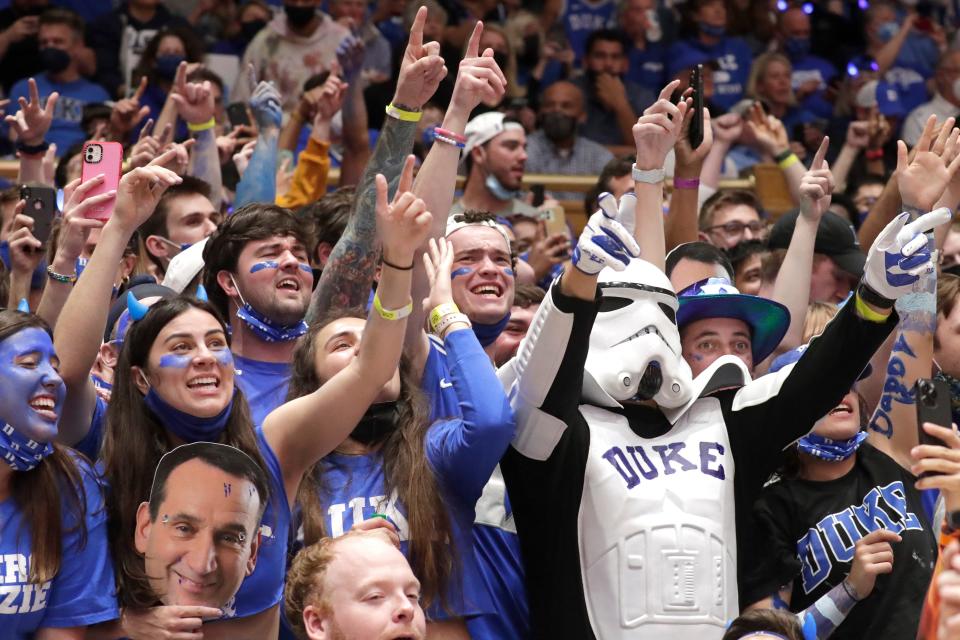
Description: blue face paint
xmin=250 ymin=260 xmax=312 ymax=274
xmin=0 ymin=327 xmax=65 ymax=444
xmin=451 ymin=267 xmax=473 ymax=279
xmin=159 ymin=354 xmax=192 ymax=368
xmin=503 ymin=268 xmax=515 ymax=277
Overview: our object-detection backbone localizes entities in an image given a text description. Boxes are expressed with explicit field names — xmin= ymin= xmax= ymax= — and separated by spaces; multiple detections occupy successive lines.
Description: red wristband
xmin=673 ymin=177 xmax=700 ymax=189
xmin=865 ymin=148 xmax=884 ymax=160
xmin=434 ymin=127 xmax=466 ymax=144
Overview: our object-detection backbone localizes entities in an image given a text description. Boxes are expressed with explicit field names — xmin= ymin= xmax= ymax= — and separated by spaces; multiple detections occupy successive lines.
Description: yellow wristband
xmin=187 ymin=117 xmax=216 ymax=132
xmin=373 ymin=293 xmax=413 ymax=321
xmin=854 ymin=293 xmax=890 ymax=323
xmin=777 ymin=153 xmax=800 ymax=170
xmin=429 ymin=303 xmax=460 ymax=333
xmin=385 ymin=103 xmax=422 ymax=122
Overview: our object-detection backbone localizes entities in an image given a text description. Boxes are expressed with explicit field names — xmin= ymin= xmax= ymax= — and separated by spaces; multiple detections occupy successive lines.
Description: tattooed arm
xmin=306 ymin=6 xmax=446 ymax=322
xmin=189 ymin=128 xmax=223 ymax=209
xmin=168 ymin=61 xmax=224 ymax=208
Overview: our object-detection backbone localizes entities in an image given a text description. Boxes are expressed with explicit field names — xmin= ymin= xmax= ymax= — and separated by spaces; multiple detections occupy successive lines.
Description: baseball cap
xmin=768 ymin=210 xmax=865 ymax=277
xmin=854 ymin=79 xmax=906 ymax=118
xmin=162 ymin=237 xmax=208 ymax=294
xmin=769 ymin=343 xmax=872 ymax=379
xmin=463 ymin=112 xmax=525 ymax=154
xmin=677 ymin=277 xmax=790 ymax=364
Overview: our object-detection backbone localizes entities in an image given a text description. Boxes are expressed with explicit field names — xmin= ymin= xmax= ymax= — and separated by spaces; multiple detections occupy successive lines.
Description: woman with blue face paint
xmin=280 ymin=159 xmax=515 ymax=639
xmin=0 ymin=308 xmax=119 ymax=638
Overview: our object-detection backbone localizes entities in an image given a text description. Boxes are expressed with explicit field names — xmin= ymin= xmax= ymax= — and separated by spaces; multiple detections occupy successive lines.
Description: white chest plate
xmin=578 ymin=399 xmax=738 ymax=639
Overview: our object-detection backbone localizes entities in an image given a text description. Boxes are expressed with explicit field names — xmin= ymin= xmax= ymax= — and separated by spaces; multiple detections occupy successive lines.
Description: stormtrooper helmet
xmin=582 ymin=258 xmax=694 ymax=409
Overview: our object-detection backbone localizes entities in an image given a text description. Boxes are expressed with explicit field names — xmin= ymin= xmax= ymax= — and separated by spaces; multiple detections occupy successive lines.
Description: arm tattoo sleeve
xmin=306 ymin=117 xmax=416 ymax=323
xmin=235 ymin=128 xmax=278 ymax=208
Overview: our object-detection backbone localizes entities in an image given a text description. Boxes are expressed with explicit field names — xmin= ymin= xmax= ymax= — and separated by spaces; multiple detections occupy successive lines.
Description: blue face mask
xmin=154 ymin=54 xmax=185 ymax=80
xmin=485 ymin=173 xmax=522 ymax=201
xmin=783 ymin=36 xmax=810 ymax=59
xmin=699 ymin=23 xmax=726 ymax=38
xmin=0 ymin=423 xmax=53 ymax=471
xmin=796 ymin=431 xmax=867 ymax=461
xmin=230 ymin=274 xmax=308 ymax=343
xmin=144 ymin=386 xmax=234 ymax=443
xmin=472 ymin=313 xmax=511 ymax=347
xmin=877 ymin=21 xmax=900 ymax=42
xmin=0 ymin=327 xmax=65 ymax=445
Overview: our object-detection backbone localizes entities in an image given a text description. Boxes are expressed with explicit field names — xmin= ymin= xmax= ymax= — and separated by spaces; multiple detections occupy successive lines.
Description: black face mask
xmin=541 ymin=111 xmax=577 ymax=142
xmin=240 ymin=19 xmax=267 ymax=42
xmin=39 ymin=47 xmax=70 ymax=74
xmin=350 ymin=401 xmax=399 ymax=445
xmin=284 ymin=4 xmax=316 ymax=28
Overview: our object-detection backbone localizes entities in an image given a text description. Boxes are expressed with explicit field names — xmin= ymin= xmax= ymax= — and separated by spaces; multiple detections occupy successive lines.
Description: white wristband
xmin=632 ymin=164 xmax=665 ymax=184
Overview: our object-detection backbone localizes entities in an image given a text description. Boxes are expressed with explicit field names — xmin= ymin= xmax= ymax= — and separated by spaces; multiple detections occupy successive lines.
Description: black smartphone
xmin=688 ymin=64 xmax=704 ymax=149
xmin=531 ymin=184 xmax=545 ymax=208
xmin=916 ymin=378 xmax=953 ymax=475
xmin=227 ymin=102 xmax=251 ymax=128
xmin=19 ymin=184 xmax=56 ymax=247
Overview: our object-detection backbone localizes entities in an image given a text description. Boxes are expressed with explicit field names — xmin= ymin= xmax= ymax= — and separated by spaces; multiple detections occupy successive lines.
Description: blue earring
xmin=195 ymin=284 xmax=208 ymax=302
xmin=16 ymin=298 xmax=29 ymax=313
xmin=127 ymin=291 xmax=150 ymax=321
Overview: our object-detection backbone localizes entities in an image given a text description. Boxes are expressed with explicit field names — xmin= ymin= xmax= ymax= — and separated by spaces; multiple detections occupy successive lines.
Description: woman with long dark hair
xmin=281 ymin=224 xmax=515 ymax=638
xmin=0 ymin=308 xmax=117 ymax=637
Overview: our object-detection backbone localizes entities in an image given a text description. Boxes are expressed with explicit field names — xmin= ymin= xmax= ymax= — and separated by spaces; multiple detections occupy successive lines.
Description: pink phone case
xmin=80 ymin=141 xmax=123 ymax=220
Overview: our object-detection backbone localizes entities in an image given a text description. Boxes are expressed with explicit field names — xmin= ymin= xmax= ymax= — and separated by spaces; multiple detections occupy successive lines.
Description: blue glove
xmin=862 ymin=207 xmax=951 ymax=301
xmin=571 ymin=191 xmax=641 ymax=275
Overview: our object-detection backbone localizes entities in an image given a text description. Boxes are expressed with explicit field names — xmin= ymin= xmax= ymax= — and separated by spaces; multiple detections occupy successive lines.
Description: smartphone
xmin=19 ymin=184 xmax=56 ymax=246
xmin=80 ymin=141 xmax=122 ymax=221
xmin=227 ymin=102 xmax=251 ymax=128
xmin=541 ymin=204 xmax=567 ymax=238
xmin=915 ymin=378 xmax=953 ymax=475
xmin=688 ymin=64 xmax=704 ymax=149
xmin=531 ymin=184 xmax=545 ymax=208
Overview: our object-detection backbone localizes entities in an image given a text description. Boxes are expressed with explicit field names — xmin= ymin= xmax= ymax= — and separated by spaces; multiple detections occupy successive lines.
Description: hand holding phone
xmin=80 ymin=141 xmax=122 ymax=221
xmin=915 ymin=378 xmax=954 ymax=476
xmin=688 ymin=64 xmax=704 ymax=150
xmin=19 ymin=184 xmax=56 ymax=246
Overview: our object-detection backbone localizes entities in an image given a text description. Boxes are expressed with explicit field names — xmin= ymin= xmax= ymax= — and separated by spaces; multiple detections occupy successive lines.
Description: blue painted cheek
xmin=298 ymin=262 xmax=312 ymax=274
xmin=250 ymin=261 xmax=279 ymax=274
xmin=0 ymin=328 xmax=65 ymax=437
xmin=503 ymin=268 xmax=515 ymax=277
xmin=213 ymin=349 xmax=234 ymax=367
xmin=451 ymin=267 xmax=473 ymax=279
xmin=159 ymin=354 xmax=193 ymax=368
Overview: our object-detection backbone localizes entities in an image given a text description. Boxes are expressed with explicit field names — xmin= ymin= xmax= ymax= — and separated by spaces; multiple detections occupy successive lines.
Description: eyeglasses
xmin=703 ymin=220 xmax=765 ymax=236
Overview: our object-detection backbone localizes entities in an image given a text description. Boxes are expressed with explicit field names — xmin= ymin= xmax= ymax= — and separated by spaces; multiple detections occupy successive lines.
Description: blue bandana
xmin=144 ymin=387 xmax=234 ymax=443
xmin=472 ymin=313 xmax=510 ymax=347
xmin=236 ymin=303 xmax=308 ymax=343
xmin=797 ymin=431 xmax=867 ymax=462
xmin=0 ymin=422 xmax=53 ymax=471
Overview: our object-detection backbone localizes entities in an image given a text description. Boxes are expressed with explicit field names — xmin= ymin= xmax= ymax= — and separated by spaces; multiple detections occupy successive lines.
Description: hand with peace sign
xmin=5 ymin=78 xmax=57 ymax=146
xmin=449 ymin=21 xmax=507 ymax=118
xmin=392 ymin=6 xmax=447 ymax=110
xmin=109 ymin=75 xmax=150 ymax=141
xmin=898 ymin=115 xmax=960 ymax=211
xmin=799 ymin=137 xmax=834 ymax=223
xmin=376 ymin=155 xmax=432 ymax=267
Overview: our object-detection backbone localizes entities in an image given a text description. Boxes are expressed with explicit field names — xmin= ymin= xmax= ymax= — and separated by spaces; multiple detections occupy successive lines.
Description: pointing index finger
xmin=811 ymin=135 xmax=829 ymax=170
xmin=133 ymin=75 xmax=148 ymax=102
xmin=396 ymin=154 xmax=416 ymax=198
xmin=409 ymin=6 xmax=426 ymax=54
xmin=658 ymin=79 xmax=680 ymax=103
xmin=465 ymin=21 xmax=483 ymax=59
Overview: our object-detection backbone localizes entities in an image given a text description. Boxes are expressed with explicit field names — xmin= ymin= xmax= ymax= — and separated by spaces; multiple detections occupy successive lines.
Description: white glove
xmin=862 ymin=207 xmax=951 ymax=301
xmin=571 ymin=192 xmax=641 ymax=275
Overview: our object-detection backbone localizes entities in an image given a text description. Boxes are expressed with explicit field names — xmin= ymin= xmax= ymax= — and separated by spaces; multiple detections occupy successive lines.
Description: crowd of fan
xmin=5 ymin=0 xmax=960 ymax=639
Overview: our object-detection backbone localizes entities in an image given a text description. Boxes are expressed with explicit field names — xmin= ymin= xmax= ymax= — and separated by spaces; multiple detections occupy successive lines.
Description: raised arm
xmin=403 ymin=20 xmax=507 ymax=365
xmin=306 ymin=6 xmax=444 ymax=321
xmin=35 ymin=178 xmax=110 ymax=328
xmin=107 ymin=76 xmax=150 ymax=145
xmin=263 ymin=157 xmax=432 ymax=504
xmin=4 ymin=203 xmax=41 ymax=309
xmin=337 ymin=34 xmax=372 ymax=188
xmin=831 ymin=121 xmax=870 ymax=193
xmin=6 ymin=78 xmax=58 ymax=186
xmin=745 ymin=102 xmax=803 ymax=205
xmin=632 ymin=80 xmax=689 ymax=271
xmin=234 ymin=69 xmax=281 ymax=208
xmin=866 ymin=126 xmax=960 ymax=467
xmin=54 ymin=167 xmax=182 ymax=446
xmin=770 ymin=137 xmax=832 ymax=356
xmin=666 ymin=101 xmax=713 ymax=252
xmin=170 ymin=63 xmax=224 ymax=210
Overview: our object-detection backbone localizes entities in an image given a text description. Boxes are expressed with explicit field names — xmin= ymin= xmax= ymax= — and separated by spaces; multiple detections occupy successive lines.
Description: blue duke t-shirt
xmin=234 ymin=355 xmax=291 ymax=427
xmin=0 ymin=456 xmax=118 ymax=637
xmin=8 ymin=73 xmax=110 ymax=155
